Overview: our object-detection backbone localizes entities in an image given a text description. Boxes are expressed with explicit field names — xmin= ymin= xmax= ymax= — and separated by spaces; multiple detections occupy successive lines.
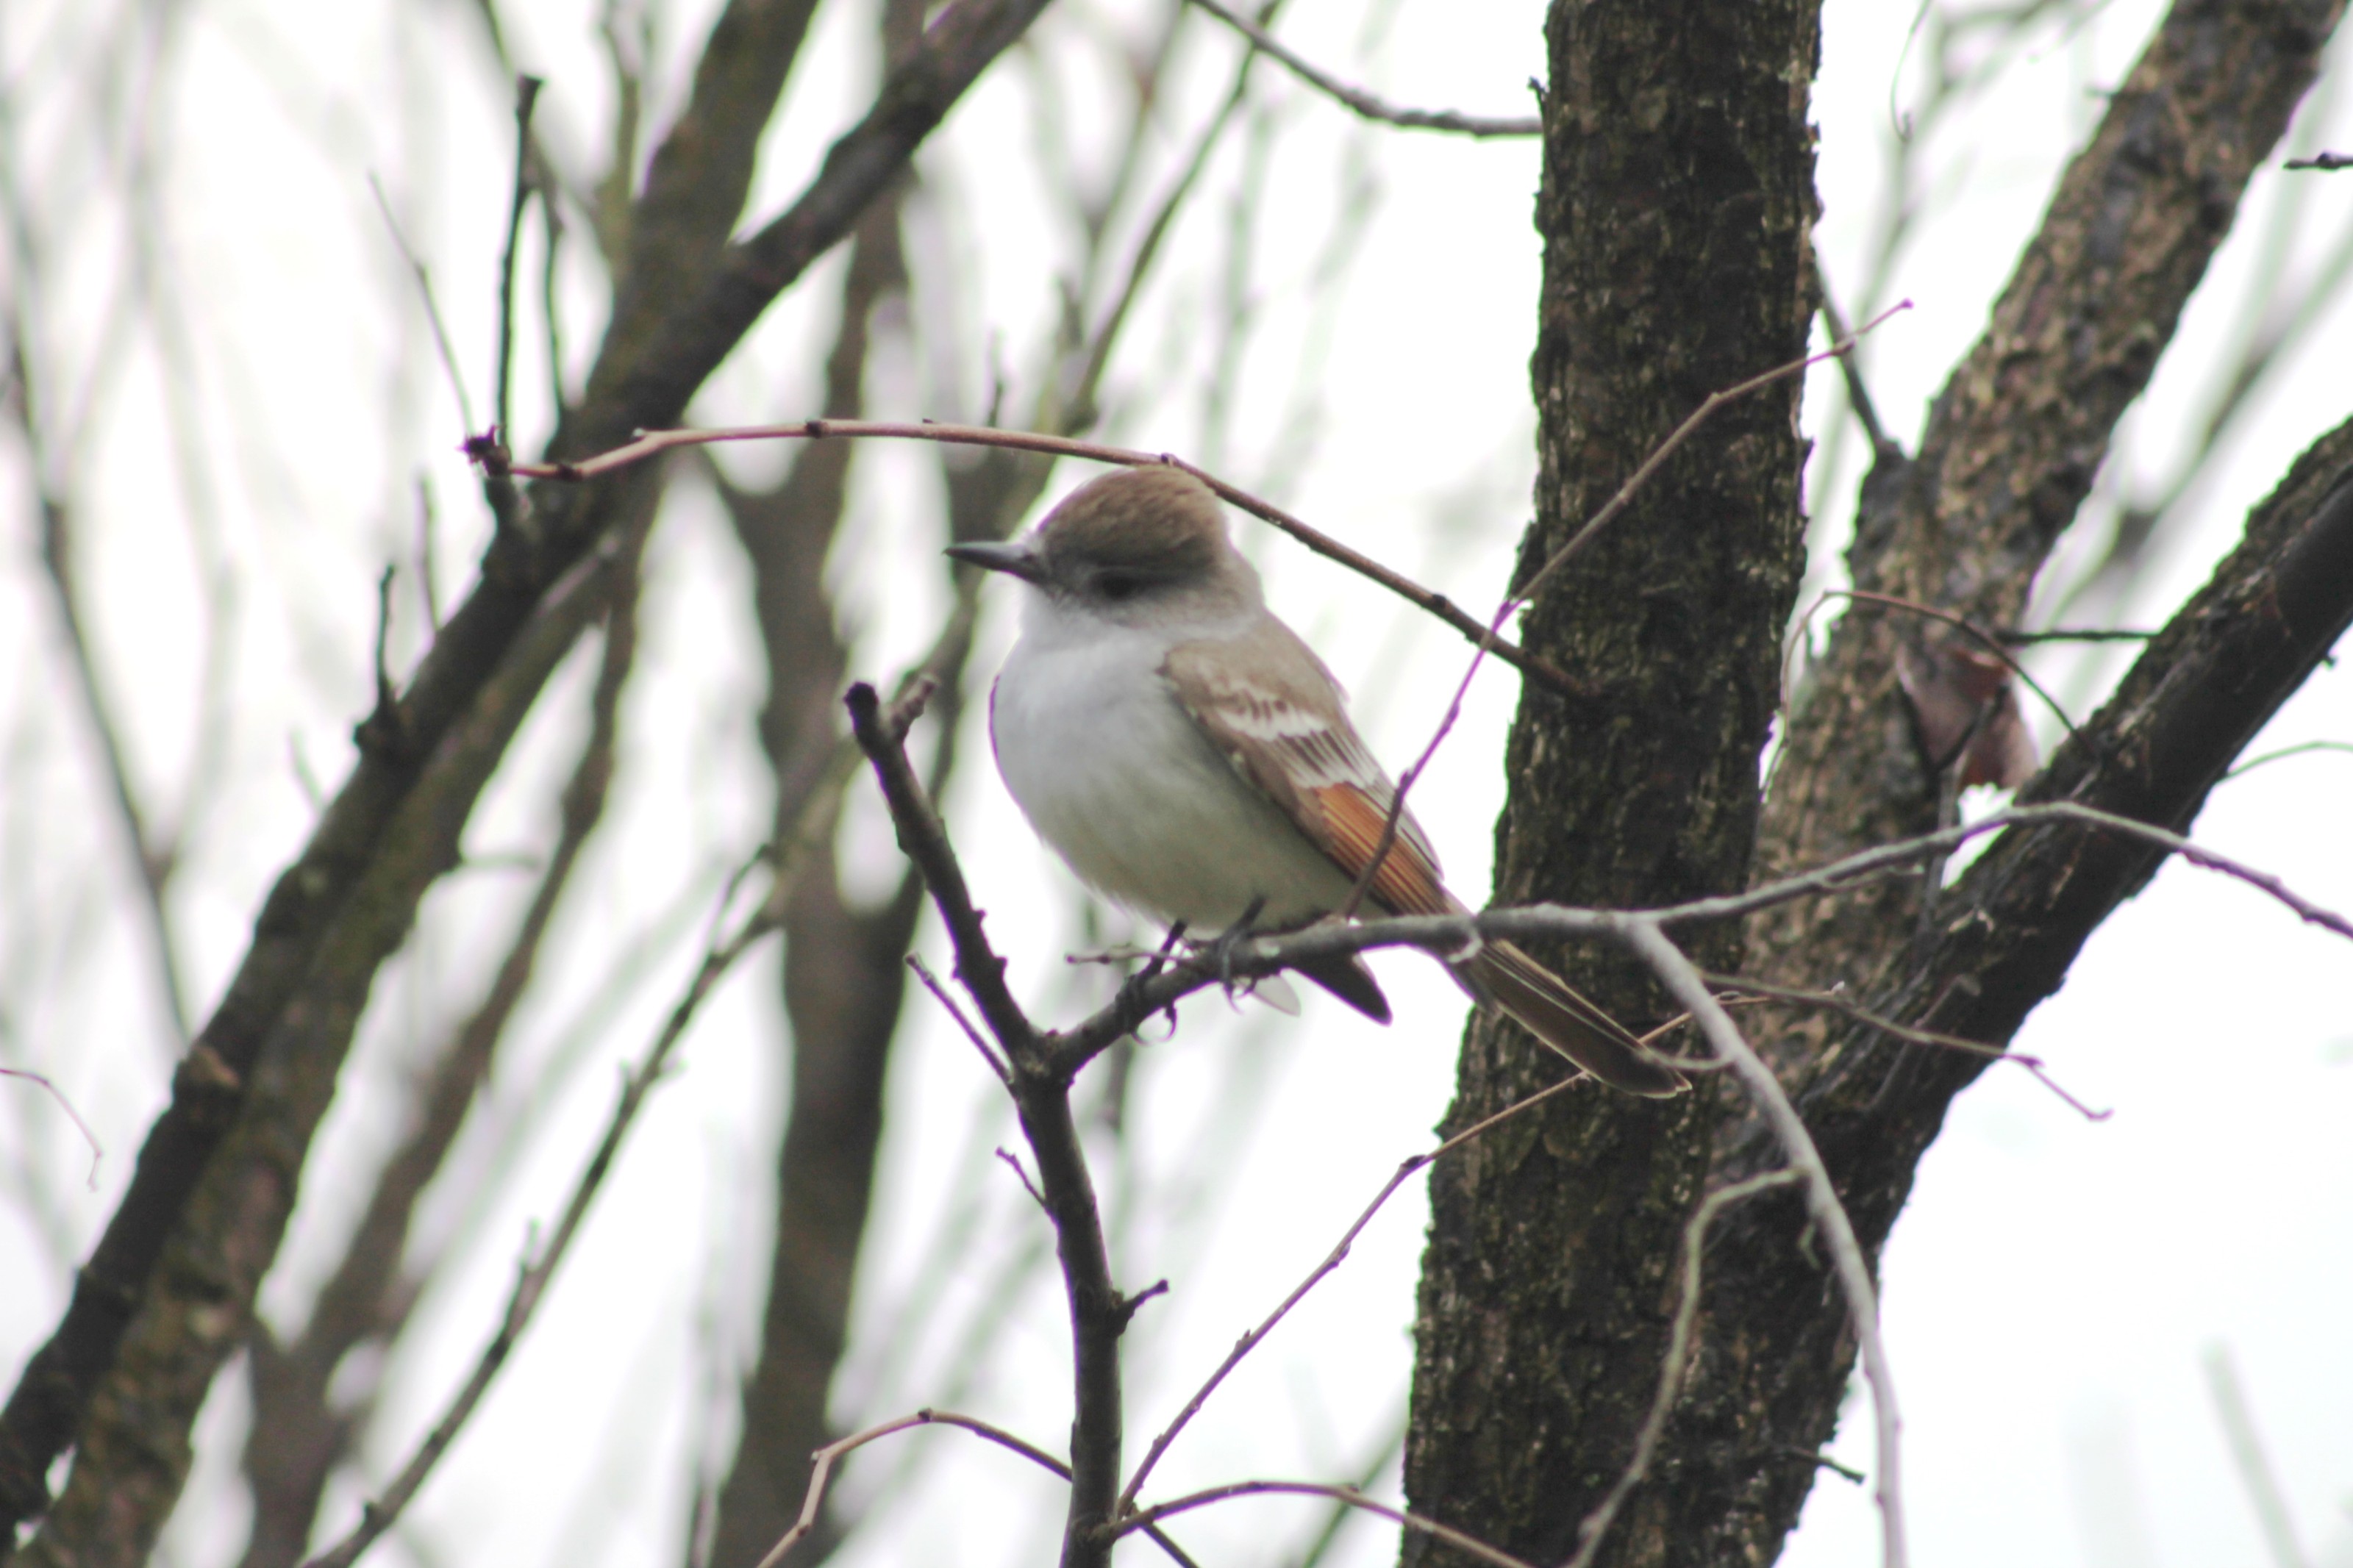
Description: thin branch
xmin=1519 ymin=299 xmax=1913 ymax=604
xmin=1336 ymin=300 xmax=1913 ymax=915
xmin=845 ymin=681 xmax=1128 ymax=1567
xmin=509 ymin=420 xmax=1582 ymax=696
xmin=1045 ymin=799 xmax=2353 ymax=1070
xmin=1624 ymin=923 xmax=1906 ymax=1568
xmin=367 ymin=176 xmax=477 ymax=435
xmin=1068 ymin=1 xmax=1271 ymax=427
xmin=0 ymin=1070 xmax=102 ymax=1190
xmin=1699 ymin=972 xmax=2111 ymax=1123
xmin=1564 ymin=1169 xmax=1808 ymax=1568
xmin=2222 ymin=739 xmax=2353 ymax=779
xmin=1815 ymin=262 xmax=1896 ymax=456
xmin=907 ymin=953 xmax=1008 ymax=1081
xmin=7 ymin=307 xmax=193 ymax=1042
xmin=1187 ymin=0 xmax=1540 ymax=137
xmin=1997 ymin=627 xmax=2157 ymax=645
xmin=1824 ymin=588 xmax=2081 ymax=743
xmin=1118 ymin=1069 xmax=1589 ymax=1511
xmin=2283 ymin=150 xmax=2352 ymax=169
xmin=494 ymin=75 xmax=545 ymax=441
xmin=0 ymin=0 xmax=1057 ymax=1529
xmin=1113 ymin=1481 xmax=1537 ymax=1568
xmin=2202 ymin=1345 xmax=2312 ymax=1568
xmin=299 ymin=859 xmax=787 ymax=1568
xmin=749 ymin=1409 xmax=1200 ymax=1568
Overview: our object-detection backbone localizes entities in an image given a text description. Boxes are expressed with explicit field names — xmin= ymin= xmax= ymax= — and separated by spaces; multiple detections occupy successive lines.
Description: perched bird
xmin=946 ymin=465 xmax=1686 ymax=1098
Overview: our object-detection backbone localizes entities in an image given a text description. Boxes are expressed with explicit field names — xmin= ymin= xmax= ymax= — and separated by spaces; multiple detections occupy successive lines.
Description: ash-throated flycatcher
xmin=946 ymin=466 xmax=1686 ymax=1098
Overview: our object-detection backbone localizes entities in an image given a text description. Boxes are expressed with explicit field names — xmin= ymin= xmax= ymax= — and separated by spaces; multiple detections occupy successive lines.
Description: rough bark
xmin=1400 ymin=2 xmax=2343 ymax=1566
xmin=1751 ymin=0 xmax=2346 ymax=1034
xmin=1400 ymin=2 xmax=1821 ymax=1562
xmin=1643 ymin=6 xmax=2343 ymax=1556
xmin=1674 ymin=415 xmax=2353 ymax=1567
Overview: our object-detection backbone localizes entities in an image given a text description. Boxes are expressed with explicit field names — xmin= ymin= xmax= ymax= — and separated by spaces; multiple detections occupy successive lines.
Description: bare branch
xmin=299 ymin=862 xmax=788 ymax=1568
xmin=1187 ymin=0 xmax=1540 ymax=137
xmin=367 ymin=176 xmax=478 ymax=437
xmin=1564 ymin=1168 xmax=1807 ymax=1568
xmin=749 ymin=1408 xmax=1201 ymax=1568
xmin=908 ymin=953 xmax=1008 ymax=1081
xmin=845 ymin=680 xmax=1129 ymax=1568
xmin=514 ymin=420 xmax=1582 ymax=696
xmin=0 ymin=0 xmax=1056 ymax=1524
xmin=1118 ymin=1070 xmax=1590 ymax=1512
xmin=494 ymin=76 xmax=545 ymax=440
xmin=1115 ymin=1480 xmax=1538 ymax=1568
xmin=2202 ymin=1345 xmax=2312 ymax=1568
xmin=1040 ymin=798 xmax=2353 ymax=1059
xmin=1698 ymin=973 xmax=2111 ymax=1123
xmin=1623 ymin=922 xmax=1907 ymax=1568
xmin=0 ymin=1070 xmax=101 ymax=1191
xmin=239 ymin=554 xmax=646 ymax=1568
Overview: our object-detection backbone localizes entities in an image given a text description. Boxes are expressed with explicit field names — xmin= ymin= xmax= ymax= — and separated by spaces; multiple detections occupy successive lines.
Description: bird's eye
xmin=1096 ymin=571 xmax=1143 ymax=601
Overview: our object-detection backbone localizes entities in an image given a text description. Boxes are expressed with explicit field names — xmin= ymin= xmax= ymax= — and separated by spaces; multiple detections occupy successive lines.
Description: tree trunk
xmin=1401 ymin=3 xmax=1821 ymax=1563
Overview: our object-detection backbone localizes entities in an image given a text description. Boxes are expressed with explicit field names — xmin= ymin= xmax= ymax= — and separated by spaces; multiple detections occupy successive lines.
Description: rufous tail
xmin=1461 ymin=941 xmax=1688 ymax=1098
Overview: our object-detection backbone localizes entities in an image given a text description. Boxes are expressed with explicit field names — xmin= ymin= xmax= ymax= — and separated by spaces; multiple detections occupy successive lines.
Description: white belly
xmin=989 ymin=631 xmax=1353 ymax=931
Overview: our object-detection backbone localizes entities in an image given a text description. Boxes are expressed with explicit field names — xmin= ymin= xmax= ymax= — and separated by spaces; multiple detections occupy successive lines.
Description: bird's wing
xmin=1162 ymin=617 xmax=1454 ymax=918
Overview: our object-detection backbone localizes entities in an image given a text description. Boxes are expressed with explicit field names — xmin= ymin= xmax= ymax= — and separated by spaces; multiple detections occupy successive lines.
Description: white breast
xmin=988 ymin=606 xmax=1354 ymax=931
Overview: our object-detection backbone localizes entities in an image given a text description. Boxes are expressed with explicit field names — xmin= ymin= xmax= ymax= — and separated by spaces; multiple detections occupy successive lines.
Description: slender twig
xmin=1333 ymin=301 xmax=1911 ymax=917
xmin=507 ymin=421 xmax=1579 ymax=696
xmin=2202 ymin=1345 xmax=2313 ymax=1568
xmin=2284 ymin=151 xmax=2352 ymax=170
xmin=298 ymin=863 xmax=785 ymax=1568
xmin=1053 ymin=801 xmax=2353 ymax=1073
xmin=0 ymin=1069 xmax=102 ymax=1189
xmin=1624 ymin=923 xmax=1907 ymax=1568
xmin=494 ymin=75 xmax=545 ymax=441
xmin=1285 ymin=1414 xmax=1407 ymax=1568
xmin=2223 ymin=739 xmax=2353 ymax=779
xmin=1071 ymin=1 xmax=1271 ymax=423
xmin=1112 ymin=1480 xmax=1537 ymax=1568
xmin=1521 ymin=300 xmax=1915 ymax=605
xmin=367 ymin=176 xmax=478 ymax=435
xmin=994 ymin=1146 xmax=1049 ymax=1210
xmin=1565 ymin=1168 xmax=1809 ymax=1568
xmin=1996 ymin=627 xmax=2157 ymax=644
xmin=538 ymin=182 xmax=566 ymax=418
xmin=1186 ymin=0 xmax=1540 ymax=137
xmin=846 ymin=681 xmax=1129 ymax=1567
xmin=1699 ymin=972 xmax=2111 ymax=1123
xmin=1815 ymin=263 xmax=1896 ymax=455
xmin=1824 ymin=588 xmax=2081 ymax=743
xmin=749 ymin=1408 xmax=1199 ymax=1568
xmin=412 ymin=475 xmax=443 ymax=631
xmin=9 ymin=310 xmax=193 ymax=1040
xmin=1118 ymin=1069 xmax=1589 ymax=1511
xmin=908 ymin=953 xmax=1010 ymax=1081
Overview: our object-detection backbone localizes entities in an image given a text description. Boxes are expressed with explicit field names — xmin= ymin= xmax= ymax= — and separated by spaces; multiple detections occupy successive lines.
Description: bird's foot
xmin=1202 ymin=896 xmax=1268 ymax=998
xmin=1112 ymin=922 xmax=1188 ymax=1031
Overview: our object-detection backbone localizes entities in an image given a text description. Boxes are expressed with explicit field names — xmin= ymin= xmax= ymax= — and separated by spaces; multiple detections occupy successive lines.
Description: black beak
xmin=944 ymin=540 xmax=1048 ymax=584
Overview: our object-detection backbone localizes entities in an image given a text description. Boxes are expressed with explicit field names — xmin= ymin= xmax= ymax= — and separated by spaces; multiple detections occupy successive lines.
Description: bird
xmin=944 ymin=465 xmax=1687 ymax=1098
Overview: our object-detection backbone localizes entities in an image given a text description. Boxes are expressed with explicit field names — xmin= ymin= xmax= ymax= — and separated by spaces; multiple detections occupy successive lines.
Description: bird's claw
xmin=1113 ymin=921 xmax=1187 ymax=1028
xmin=1203 ymin=896 xmax=1268 ymax=998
